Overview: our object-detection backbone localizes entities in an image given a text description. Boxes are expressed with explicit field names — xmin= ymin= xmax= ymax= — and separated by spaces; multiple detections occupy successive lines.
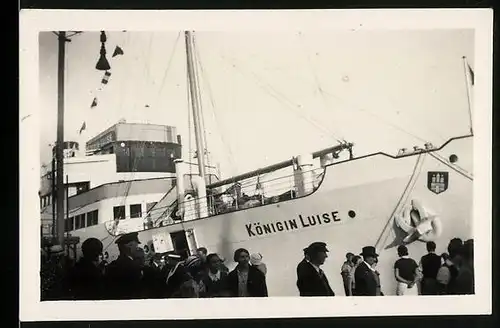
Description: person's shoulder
xmin=406 ymin=257 xmax=418 ymax=265
xmin=355 ymin=262 xmax=367 ymax=273
xmin=105 ymin=259 xmax=121 ymax=272
xmin=297 ymin=259 xmax=309 ymax=271
xmin=431 ymin=253 xmax=441 ymax=260
xmin=250 ymin=265 xmax=264 ymax=275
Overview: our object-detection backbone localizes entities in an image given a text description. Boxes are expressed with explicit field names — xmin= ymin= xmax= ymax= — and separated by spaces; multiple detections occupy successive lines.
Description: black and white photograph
xmin=19 ymin=9 xmax=492 ymax=321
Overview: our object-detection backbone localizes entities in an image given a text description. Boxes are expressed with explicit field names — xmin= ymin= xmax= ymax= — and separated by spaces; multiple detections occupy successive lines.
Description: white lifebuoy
xmin=394 ymin=199 xmax=443 ymax=243
xmin=419 ymin=215 xmax=443 ymax=242
xmin=394 ymin=205 xmax=413 ymax=233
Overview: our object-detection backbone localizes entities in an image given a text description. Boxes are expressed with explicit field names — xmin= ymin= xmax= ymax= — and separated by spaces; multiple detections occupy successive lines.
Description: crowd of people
xmin=337 ymin=238 xmax=474 ymax=297
xmin=41 ymin=232 xmax=270 ymax=300
xmin=40 ymin=232 xmax=474 ymax=300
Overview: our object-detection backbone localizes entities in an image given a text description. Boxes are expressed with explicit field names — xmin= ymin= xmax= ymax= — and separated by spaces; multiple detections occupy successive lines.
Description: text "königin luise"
xmin=245 ymin=211 xmax=341 ymax=238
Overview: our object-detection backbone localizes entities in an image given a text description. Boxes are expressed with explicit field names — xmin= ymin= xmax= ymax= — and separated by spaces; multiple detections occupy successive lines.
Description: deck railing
xmin=103 ymin=167 xmax=325 ymax=236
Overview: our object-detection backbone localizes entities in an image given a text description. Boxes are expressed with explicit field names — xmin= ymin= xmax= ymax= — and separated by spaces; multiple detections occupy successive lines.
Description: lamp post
xmin=53 ymin=31 xmax=111 ymax=247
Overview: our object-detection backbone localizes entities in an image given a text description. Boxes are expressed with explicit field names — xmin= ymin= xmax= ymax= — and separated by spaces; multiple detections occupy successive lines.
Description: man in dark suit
xmin=105 ymin=232 xmax=144 ymax=300
xmin=296 ymin=242 xmax=335 ymax=296
xmin=354 ymin=246 xmax=380 ymax=296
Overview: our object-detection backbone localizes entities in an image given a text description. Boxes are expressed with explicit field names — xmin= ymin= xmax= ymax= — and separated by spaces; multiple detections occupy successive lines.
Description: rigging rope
xmin=220 ymin=55 xmax=343 ymax=144
xmin=296 ymin=32 xmax=345 ymax=140
xmin=116 ymin=32 xmax=131 ymax=115
xmin=374 ymin=153 xmax=426 ymax=250
xmin=234 ymin=36 xmax=451 ymax=151
xmin=194 ymin=43 xmax=237 ymax=177
xmin=428 ymin=152 xmax=473 ymax=180
xmin=154 ymin=32 xmax=181 ymax=110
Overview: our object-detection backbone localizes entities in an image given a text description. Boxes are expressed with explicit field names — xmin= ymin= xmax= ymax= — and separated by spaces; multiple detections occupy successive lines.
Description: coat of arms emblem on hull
xmin=427 ymin=171 xmax=449 ymax=194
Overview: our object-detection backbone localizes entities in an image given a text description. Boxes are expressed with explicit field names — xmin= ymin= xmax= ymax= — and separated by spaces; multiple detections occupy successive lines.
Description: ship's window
xmin=146 ymin=202 xmax=157 ymax=213
xmin=130 ymin=204 xmax=142 ymax=218
xmin=73 ymin=214 xmax=86 ymax=230
xmin=76 ymin=182 xmax=90 ymax=195
xmin=114 ymin=205 xmax=126 ymax=220
xmin=74 ymin=216 xmax=79 ymax=230
xmin=68 ymin=186 xmax=77 ymax=198
xmin=87 ymin=210 xmax=99 ymax=226
xmin=74 ymin=215 xmax=81 ymax=230
xmin=80 ymin=214 xmax=87 ymax=228
xmin=68 ymin=217 xmax=74 ymax=231
xmin=156 ymin=147 xmax=166 ymax=157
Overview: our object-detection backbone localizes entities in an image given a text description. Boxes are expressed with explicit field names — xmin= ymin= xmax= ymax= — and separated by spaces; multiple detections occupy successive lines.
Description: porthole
xmin=449 ymin=154 xmax=458 ymax=163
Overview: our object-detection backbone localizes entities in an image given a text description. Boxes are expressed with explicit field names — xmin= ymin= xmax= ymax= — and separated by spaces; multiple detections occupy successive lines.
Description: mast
xmin=184 ymin=31 xmax=206 ymax=179
xmin=56 ymin=31 xmax=67 ymax=247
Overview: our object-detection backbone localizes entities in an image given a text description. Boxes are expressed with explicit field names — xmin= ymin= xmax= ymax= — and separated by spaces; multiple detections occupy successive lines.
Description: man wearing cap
xmin=296 ymin=242 xmax=335 ymax=297
xmin=354 ymin=246 xmax=380 ymax=296
xmin=105 ymin=232 xmax=144 ymax=299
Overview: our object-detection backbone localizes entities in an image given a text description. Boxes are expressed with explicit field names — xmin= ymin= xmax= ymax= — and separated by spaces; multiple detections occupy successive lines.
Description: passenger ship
xmin=43 ymin=31 xmax=474 ymax=296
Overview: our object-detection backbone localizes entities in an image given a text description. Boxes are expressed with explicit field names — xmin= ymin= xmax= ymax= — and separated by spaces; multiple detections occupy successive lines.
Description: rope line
xmin=374 ymin=153 xmax=426 ymax=250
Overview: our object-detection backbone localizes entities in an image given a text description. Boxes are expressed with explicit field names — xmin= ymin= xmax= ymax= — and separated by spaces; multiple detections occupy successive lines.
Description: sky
xmin=39 ymin=29 xmax=474 ymax=178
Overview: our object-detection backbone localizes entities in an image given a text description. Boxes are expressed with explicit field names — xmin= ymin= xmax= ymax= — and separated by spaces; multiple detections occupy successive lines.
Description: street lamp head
xmin=96 ymin=44 xmax=111 ymax=71
xmin=96 ymin=31 xmax=111 ymax=71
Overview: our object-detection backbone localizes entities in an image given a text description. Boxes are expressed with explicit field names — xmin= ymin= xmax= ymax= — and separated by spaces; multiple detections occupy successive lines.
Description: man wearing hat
xmin=296 ymin=242 xmax=335 ymax=296
xmin=354 ymin=246 xmax=380 ymax=296
xmin=105 ymin=232 xmax=144 ymax=299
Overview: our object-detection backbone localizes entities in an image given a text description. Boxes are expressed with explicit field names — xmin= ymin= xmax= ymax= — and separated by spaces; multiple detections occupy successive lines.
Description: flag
xmin=90 ymin=97 xmax=98 ymax=108
xmin=112 ymin=46 xmax=124 ymax=58
xmin=467 ymin=63 xmax=474 ymax=86
xmin=101 ymin=71 xmax=112 ymax=85
xmin=79 ymin=121 xmax=86 ymax=134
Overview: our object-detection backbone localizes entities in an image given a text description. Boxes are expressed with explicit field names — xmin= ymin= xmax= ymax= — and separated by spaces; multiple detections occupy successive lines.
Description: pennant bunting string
xmin=84 ymin=33 xmax=127 ymax=135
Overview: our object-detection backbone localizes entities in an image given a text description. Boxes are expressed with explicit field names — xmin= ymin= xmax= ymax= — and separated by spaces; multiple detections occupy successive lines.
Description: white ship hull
xmin=69 ymin=135 xmax=473 ymax=296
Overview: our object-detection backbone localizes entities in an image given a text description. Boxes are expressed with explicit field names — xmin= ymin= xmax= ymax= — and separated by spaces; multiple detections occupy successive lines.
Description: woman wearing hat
xmin=354 ymin=246 xmax=380 ymax=296
xmin=250 ymin=253 xmax=267 ymax=276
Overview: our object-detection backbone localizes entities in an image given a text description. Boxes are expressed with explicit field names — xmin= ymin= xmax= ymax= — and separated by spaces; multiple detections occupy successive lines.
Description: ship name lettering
xmin=245 ymin=211 xmax=339 ymax=238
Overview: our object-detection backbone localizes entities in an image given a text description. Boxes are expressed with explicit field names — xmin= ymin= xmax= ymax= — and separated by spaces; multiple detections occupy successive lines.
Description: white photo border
xmin=19 ymin=9 xmax=493 ymax=321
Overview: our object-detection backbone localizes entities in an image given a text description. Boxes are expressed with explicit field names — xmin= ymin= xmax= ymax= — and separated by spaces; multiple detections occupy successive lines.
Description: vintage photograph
xmin=20 ymin=9 xmax=492 ymax=321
